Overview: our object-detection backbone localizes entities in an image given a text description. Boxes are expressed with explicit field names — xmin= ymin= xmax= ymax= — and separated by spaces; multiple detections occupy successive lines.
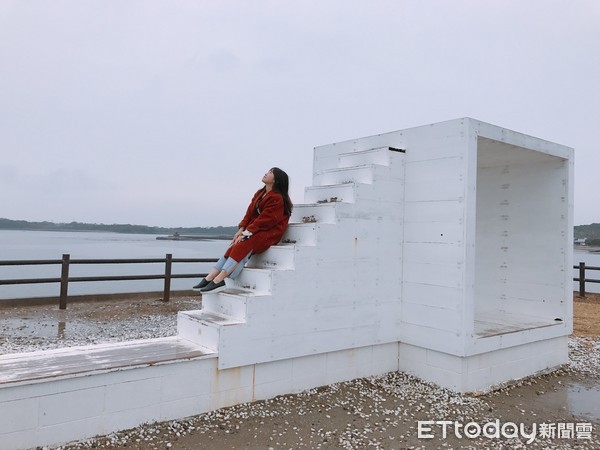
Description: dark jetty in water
xmin=156 ymin=232 xmax=231 ymax=241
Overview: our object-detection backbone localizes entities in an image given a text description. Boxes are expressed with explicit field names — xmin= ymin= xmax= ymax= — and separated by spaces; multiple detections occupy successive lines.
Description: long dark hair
xmin=271 ymin=167 xmax=293 ymax=216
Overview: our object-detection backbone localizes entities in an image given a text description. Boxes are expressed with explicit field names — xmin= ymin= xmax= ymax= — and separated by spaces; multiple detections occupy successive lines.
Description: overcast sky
xmin=1 ymin=0 xmax=598 ymax=228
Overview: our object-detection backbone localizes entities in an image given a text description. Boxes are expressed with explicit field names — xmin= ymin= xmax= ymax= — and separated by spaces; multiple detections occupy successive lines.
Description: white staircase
xmin=178 ymin=146 xmax=406 ymax=369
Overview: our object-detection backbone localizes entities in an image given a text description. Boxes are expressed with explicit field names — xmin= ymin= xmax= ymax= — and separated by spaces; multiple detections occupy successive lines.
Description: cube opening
xmin=474 ymin=137 xmax=569 ymax=337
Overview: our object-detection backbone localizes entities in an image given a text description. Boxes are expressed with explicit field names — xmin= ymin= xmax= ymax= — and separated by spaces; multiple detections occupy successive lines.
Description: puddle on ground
xmin=567 ymin=381 xmax=600 ymax=421
xmin=539 ymin=379 xmax=600 ymax=422
xmin=0 ymin=317 xmax=103 ymax=339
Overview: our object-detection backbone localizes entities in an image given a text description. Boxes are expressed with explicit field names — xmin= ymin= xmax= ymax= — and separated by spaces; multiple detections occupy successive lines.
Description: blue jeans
xmin=214 ymin=251 xmax=252 ymax=279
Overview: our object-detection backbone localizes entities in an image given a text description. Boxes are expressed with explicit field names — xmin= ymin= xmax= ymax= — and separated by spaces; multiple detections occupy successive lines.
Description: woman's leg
xmin=210 ymin=252 xmax=252 ymax=283
xmin=193 ymin=255 xmax=226 ymax=289
xmin=227 ymin=251 xmax=252 ymax=279
xmin=206 ymin=255 xmax=228 ymax=281
xmin=211 ymin=269 xmax=228 ymax=284
xmin=204 ymin=268 xmax=220 ymax=281
xmin=200 ymin=243 xmax=252 ymax=293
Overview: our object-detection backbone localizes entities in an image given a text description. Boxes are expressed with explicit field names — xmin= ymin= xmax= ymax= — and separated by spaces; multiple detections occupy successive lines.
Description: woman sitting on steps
xmin=193 ymin=167 xmax=293 ymax=294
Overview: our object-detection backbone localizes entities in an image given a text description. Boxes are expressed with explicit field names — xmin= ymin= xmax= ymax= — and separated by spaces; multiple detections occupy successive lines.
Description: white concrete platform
xmin=0 ymin=337 xmax=215 ymax=386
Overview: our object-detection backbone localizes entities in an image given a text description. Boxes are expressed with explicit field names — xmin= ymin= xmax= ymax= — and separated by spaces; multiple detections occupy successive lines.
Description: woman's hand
xmin=233 ymin=228 xmax=252 ymax=245
xmin=232 ymin=228 xmax=245 ymax=244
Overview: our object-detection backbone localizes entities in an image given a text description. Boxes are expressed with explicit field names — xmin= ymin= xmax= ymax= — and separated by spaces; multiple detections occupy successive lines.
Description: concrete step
xmin=201 ymin=287 xmax=274 ymax=321
xmin=313 ymin=164 xmax=378 ymax=186
xmin=282 ymin=223 xmax=317 ymax=246
xmin=338 ymin=146 xmax=404 ymax=168
xmin=313 ymin=163 xmax=405 ymax=187
xmin=313 ymin=142 xmax=406 ymax=174
xmin=290 ymin=203 xmax=338 ymax=225
xmin=201 ymin=291 xmax=249 ymax=321
xmin=246 ymin=245 xmax=295 ymax=270
xmin=304 ymin=183 xmax=355 ymax=204
xmin=228 ymin=267 xmax=272 ymax=294
xmin=177 ymin=310 xmax=244 ymax=352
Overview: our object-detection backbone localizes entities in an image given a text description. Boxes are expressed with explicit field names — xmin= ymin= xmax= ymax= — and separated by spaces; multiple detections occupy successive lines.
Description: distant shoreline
xmin=574 ymin=245 xmax=600 ymax=254
xmin=0 ymin=218 xmax=237 ymax=237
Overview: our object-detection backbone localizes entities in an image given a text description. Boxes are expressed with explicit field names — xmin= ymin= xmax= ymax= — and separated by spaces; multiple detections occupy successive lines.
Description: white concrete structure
xmin=0 ymin=118 xmax=574 ymax=449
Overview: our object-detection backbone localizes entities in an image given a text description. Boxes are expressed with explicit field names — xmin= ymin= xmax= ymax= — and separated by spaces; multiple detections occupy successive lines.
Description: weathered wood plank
xmin=474 ymin=310 xmax=560 ymax=337
xmin=0 ymin=337 xmax=214 ymax=385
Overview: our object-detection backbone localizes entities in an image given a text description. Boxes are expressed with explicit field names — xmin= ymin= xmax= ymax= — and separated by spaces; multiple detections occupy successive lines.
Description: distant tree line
xmin=575 ymin=223 xmax=600 ymax=246
xmin=0 ymin=218 xmax=238 ymax=236
xmin=575 ymin=223 xmax=600 ymax=239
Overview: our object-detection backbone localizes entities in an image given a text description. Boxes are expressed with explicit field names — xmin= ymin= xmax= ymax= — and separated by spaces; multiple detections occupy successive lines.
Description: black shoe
xmin=192 ymin=278 xmax=210 ymax=290
xmin=200 ymin=280 xmax=226 ymax=294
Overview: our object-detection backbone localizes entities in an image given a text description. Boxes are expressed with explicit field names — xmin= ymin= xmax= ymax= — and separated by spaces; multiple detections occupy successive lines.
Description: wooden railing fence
xmin=574 ymin=262 xmax=600 ymax=298
xmin=1 ymin=257 xmax=599 ymax=308
xmin=0 ymin=254 xmax=217 ymax=309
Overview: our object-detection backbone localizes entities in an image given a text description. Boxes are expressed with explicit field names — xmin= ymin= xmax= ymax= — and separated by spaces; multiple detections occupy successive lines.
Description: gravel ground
xmin=0 ymin=296 xmax=199 ymax=355
xmin=1 ymin=294 xmax=599 ymax=449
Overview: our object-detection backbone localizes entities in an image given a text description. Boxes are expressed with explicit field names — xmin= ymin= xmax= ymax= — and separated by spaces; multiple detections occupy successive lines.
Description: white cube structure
xmin=183 ymin=117 xmax=574 ymax=392
xmin=390 ymin=118 xmax=573 ymax=390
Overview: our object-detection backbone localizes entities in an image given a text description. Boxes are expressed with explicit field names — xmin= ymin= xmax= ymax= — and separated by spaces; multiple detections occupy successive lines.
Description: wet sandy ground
xmin=1 ymin=293 xmax=600 ymax=449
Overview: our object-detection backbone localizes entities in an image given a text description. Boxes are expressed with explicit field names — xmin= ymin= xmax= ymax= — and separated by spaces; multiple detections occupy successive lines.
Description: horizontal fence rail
xmin=2 ymin=257 xmax=599 ymax=307
xmin=573 ymin=262 xmax=600 ymax=298
xmin=0 ymin=254 xmax=218 ymax=309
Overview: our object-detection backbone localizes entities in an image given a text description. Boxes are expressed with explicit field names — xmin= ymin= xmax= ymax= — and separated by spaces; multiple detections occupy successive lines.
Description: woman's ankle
xmin=213 ymin=271 xmax=228 ymax=284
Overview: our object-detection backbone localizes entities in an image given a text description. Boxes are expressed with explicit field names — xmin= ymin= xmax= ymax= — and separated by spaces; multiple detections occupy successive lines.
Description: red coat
xmin=225 ymin=188 xmax=290 ymax=262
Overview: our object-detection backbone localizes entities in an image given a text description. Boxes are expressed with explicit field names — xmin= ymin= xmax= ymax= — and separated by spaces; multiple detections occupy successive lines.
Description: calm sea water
xmin=1 ymin=230 xmax=598 ymax=300
xmin=0 ymin=230 xmax=229 ymax=299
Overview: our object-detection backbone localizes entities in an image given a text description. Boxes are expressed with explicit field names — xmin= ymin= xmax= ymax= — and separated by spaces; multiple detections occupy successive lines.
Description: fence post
xmin=579 ymin=262 xmax=586 ymax=298
xmin=163 ymin=253 xmax=172 ymax=302
xmin=59 ymin=254 xmax=70 ymax=309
